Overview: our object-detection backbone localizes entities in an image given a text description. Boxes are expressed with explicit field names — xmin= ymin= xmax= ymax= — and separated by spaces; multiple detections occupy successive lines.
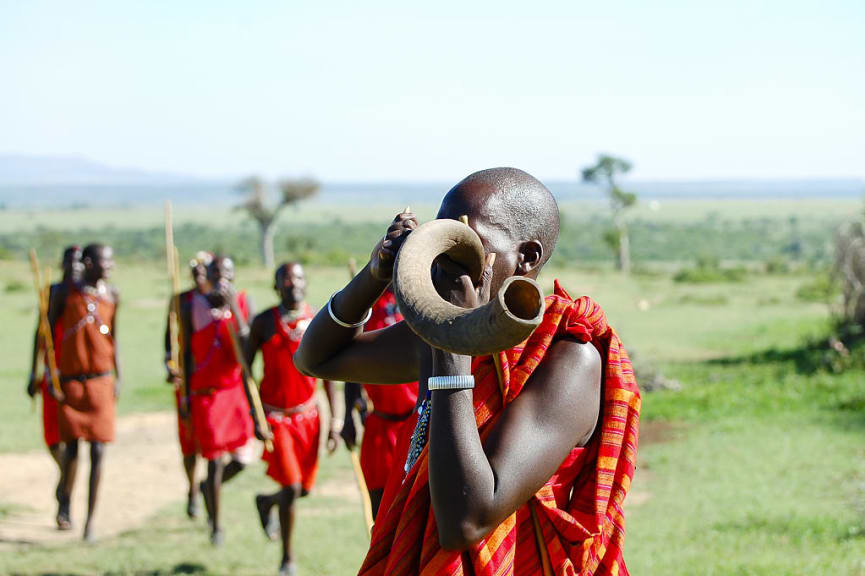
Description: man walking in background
xmin=163 ymin=251 xmax=211 ymax=519
xmin=27 ymin=245 xmax=82 ymax=528
xmin=56 ymin=244 xmax=121 ymax=541
xmin=245 ymin=262 xmax=339 ymax=576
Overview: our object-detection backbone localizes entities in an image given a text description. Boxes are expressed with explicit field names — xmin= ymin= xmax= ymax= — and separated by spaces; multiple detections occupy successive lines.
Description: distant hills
xmin=0 ymin=154 xmax=862 ymax=209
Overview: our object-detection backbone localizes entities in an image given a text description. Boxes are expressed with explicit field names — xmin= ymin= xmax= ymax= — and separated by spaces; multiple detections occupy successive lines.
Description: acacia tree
xmin=236 ymin=176 xmax=320 ymax=268
xmin=581 ymin=154 xmax=637 ymax=274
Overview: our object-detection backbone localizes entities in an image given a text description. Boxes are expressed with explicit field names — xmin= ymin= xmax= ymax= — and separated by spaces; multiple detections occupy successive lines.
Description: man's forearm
xmin=427 ymin=350 xmax=496 ymax=550
xmin=428 ymin=387 xmax=495 ymax=549
xmin=294 ymin=264 xmax=387 ymax=373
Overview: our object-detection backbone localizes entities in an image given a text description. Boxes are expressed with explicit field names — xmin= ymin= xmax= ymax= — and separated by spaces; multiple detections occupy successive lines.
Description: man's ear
xmin=516 ymin=240 xmax=543 ymax=275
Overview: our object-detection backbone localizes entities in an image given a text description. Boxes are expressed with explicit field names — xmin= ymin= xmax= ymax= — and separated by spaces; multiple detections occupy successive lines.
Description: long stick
xmin=350 ymin=450 xmax=374 ymax=537
xmin=29 ymin=249 xmax=62 ymax=399
xmin=225 ymin=321 xmax=273 ymax=453
xmin=164 ymin=202 xmax=183 ymax=386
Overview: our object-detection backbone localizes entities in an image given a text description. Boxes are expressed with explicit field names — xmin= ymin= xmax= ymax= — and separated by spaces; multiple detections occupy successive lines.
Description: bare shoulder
xmin=525 ymin=337 xmax=602 ymax=446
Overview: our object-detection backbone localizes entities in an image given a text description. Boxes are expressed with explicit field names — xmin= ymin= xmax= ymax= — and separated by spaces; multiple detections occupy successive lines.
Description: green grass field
xmin=1 ymin=227 xmax=864 ymax=574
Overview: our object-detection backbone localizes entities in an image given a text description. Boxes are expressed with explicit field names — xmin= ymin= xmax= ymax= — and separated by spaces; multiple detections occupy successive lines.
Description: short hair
xmin=454 ymin=167 xmax=559 ymax=265
xmin=82 ymin=243 xmax=105 ymax=261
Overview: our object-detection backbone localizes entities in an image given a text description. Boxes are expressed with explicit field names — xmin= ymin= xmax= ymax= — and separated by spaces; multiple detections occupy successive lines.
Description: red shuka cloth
xmin=361 ymin=291 xmax=419 ymax=491
xmin=359 ymin=281 xmax=641 ymax=576
xmin=260 ymin=304 xmax=321 ymax=490
xmin=40 ymin=316 xmax=64 ymax=447
xmin=58 ymin=288 xmax=117 ymax=443
xmin=189 ymin=293 xmax=253 ymax=460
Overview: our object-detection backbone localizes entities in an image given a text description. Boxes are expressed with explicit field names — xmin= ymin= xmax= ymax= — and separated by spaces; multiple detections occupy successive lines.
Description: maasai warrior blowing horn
xmin=296 ymin=167 xmax=640 ymax=576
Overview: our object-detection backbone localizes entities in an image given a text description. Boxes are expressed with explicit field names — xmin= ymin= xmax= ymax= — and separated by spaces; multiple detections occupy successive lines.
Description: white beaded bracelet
xmin=327 ymin=292 xmax=373 ymax=328
xmin=428 ymin=375 xmax=475 ymax=391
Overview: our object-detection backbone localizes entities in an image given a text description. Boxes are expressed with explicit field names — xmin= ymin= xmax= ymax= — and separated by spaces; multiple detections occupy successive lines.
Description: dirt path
xmin=0 ymin=412 xmax=188 ymax=546
xmin=0 ymin=411 xmax=664 ymax=547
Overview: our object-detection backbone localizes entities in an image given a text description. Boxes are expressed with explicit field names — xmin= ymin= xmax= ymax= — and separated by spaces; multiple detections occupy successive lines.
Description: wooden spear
xmin=164 ymin=201 xmax=184 ymax=388
xmin=225 ymin=321 xmax=274 ymax=453
xmin=29 ymin=249 xmax=62 ymax=400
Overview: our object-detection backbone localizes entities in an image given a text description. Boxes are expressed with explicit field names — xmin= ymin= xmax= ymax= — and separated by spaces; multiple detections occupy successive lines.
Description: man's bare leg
xmin=369 ymin=488 xmax=384 ymax=521
xmin=220 ymin=458 xmax=245 ymax=484
xmin=83 ymin=441 xmax=105 ymax=541
xmin=278 ymin=485 xmax=302 ymax=576
xmin=183 ymin=454 xmax=199 ymax=518
xmin=48 ymin=442 xmax=64 ymax=468
xmin=48 ymin=442 xmax=65 ymax=508
xmin=58 ymin=440 xmax=79 ymax=530
xmin=206 ymin=459 xmax=224 ymax=545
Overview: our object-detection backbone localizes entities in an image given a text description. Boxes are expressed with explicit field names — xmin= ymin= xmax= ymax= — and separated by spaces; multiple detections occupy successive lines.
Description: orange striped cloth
xmin=358 ymin=280 xmax=641 ymax=576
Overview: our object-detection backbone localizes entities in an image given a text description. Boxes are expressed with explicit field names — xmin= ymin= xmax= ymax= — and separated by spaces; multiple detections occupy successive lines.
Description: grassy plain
xmin=1 ymin=200 xmax=864 ymax=574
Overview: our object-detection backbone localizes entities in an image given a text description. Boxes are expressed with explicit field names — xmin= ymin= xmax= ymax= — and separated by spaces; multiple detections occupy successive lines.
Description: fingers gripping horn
xmin=392 ymin=219 xmax=545 ymax=356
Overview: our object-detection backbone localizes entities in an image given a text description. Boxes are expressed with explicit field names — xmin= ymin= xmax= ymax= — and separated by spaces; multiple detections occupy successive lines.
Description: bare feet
xmin=56 ymin=493 xmax=72 ymax=531
xmin=210 ymin=527 xmax=224 ymax=547
xmin=279 ymin=559 xmax=297 ymax=576
xmin=83 ymin=521 xmax=95 ymax=542
xmin=186 ymin=489 xmax=200 ymax=519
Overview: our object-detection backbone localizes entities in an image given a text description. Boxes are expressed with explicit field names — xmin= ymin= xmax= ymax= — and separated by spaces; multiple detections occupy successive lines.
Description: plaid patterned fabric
xmin=358 ymin=281 xmax=641 ymax=576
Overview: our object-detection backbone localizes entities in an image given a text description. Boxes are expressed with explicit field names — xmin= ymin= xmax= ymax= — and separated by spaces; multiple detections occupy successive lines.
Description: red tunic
xmin=58 ymin=287 xmax=117 ymax=443
xmin=360 ymin=292 xmax=419 ymax=491
xmin=359 ymin=282 xmax=641 ymax=576
xmin=189 ymin=293 xmax=253 ymax=460
xmin=259 ymin=305 xmax=321 ymax=490
xmin=40 ymin=313 xmax=64 ymax=447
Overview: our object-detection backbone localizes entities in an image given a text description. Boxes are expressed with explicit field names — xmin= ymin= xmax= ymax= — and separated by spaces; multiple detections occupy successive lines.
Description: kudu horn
xmin=393 ymin=219 xmax=545 ymax=356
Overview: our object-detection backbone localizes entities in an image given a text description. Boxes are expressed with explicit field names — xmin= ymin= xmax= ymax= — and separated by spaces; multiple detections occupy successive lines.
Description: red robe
xmin=40 ymin=314 xmax=63 ymax=447
xmin=359 ymin=281 xmax=641 ymax=576
xmin=361 ymin=292 xmax=419 ymax=491
xmin=189 ymin=293 xmax=253 ymax=460
xmin=58 ymin=287 xmax=117 ymax=443
xmin=259 ymin=304 xmax=321 ymax=491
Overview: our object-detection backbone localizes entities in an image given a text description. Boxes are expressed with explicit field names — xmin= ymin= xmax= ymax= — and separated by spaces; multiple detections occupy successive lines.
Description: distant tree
xmin=581 ymin=154 xmax=637 ymax=273
xmin=236 ymin=176 xmax=320 ymax=268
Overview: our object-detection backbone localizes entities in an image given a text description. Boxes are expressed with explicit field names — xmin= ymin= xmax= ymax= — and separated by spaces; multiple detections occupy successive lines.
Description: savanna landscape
xmin=1 ymin=188 xmax=864 ymax=575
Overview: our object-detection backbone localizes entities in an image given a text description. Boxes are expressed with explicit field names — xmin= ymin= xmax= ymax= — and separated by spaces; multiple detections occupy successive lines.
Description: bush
xmin=795 ymin=273 xmax=836 ymax=303
xmin=673 ymin=256 xmax=747 ymax=284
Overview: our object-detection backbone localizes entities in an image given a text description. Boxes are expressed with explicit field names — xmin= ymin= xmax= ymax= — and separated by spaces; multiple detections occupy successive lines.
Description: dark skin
xmin=245 ymin=262 xmax=338 ymax=571
xmin=28 ymin=246 xmax=82 ymax=470
xmin=58 ymin=245 xmax=121 ymax=541
xmin=164 ymin=260 xmax=209 ymax=517
xmin=199 ymin=256 xmax=254 ymax=543
xmin=294 ymin=182 xmax=601 ymax=551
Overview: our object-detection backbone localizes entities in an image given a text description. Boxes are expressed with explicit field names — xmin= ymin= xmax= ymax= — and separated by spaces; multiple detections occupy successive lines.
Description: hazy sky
xmin=1 ymin=0 xmax=863 ymax=182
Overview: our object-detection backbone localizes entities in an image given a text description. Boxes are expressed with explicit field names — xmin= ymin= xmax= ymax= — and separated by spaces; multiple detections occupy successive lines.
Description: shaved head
xmin=436 ymin=168 xmax=559 ymax=294
xmin=449 ymin=167 xmax=559 ymax=264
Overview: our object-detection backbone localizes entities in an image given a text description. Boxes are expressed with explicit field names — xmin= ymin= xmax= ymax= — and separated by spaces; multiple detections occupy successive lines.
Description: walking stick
xmin=225 ymin=321 xmax=274 ymax=453
xmin=29 ymin=249 xmax=62 ymax=400
xmin=351 ymin=450 xmax=375 ymax=537
xmin=164 ymin=202 xmax=185 ymax=391
xmin=346 ymin=257 xmax=375 ymax=536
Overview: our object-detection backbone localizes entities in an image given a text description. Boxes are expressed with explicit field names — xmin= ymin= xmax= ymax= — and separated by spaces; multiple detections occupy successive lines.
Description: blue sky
xmin=1 ymin=0 xmax=862 ymax=182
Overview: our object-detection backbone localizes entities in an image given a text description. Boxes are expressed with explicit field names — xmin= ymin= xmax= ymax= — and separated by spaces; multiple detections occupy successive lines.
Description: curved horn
xmin=393 ymin=219 xmax=545 ymax=356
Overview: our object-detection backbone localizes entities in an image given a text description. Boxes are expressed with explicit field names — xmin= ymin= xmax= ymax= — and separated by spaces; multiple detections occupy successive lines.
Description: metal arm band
xmin=427 ymin=375 xmax=475 ymax=391
xmin=327 ymin=292 xmax=373 ymax=328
